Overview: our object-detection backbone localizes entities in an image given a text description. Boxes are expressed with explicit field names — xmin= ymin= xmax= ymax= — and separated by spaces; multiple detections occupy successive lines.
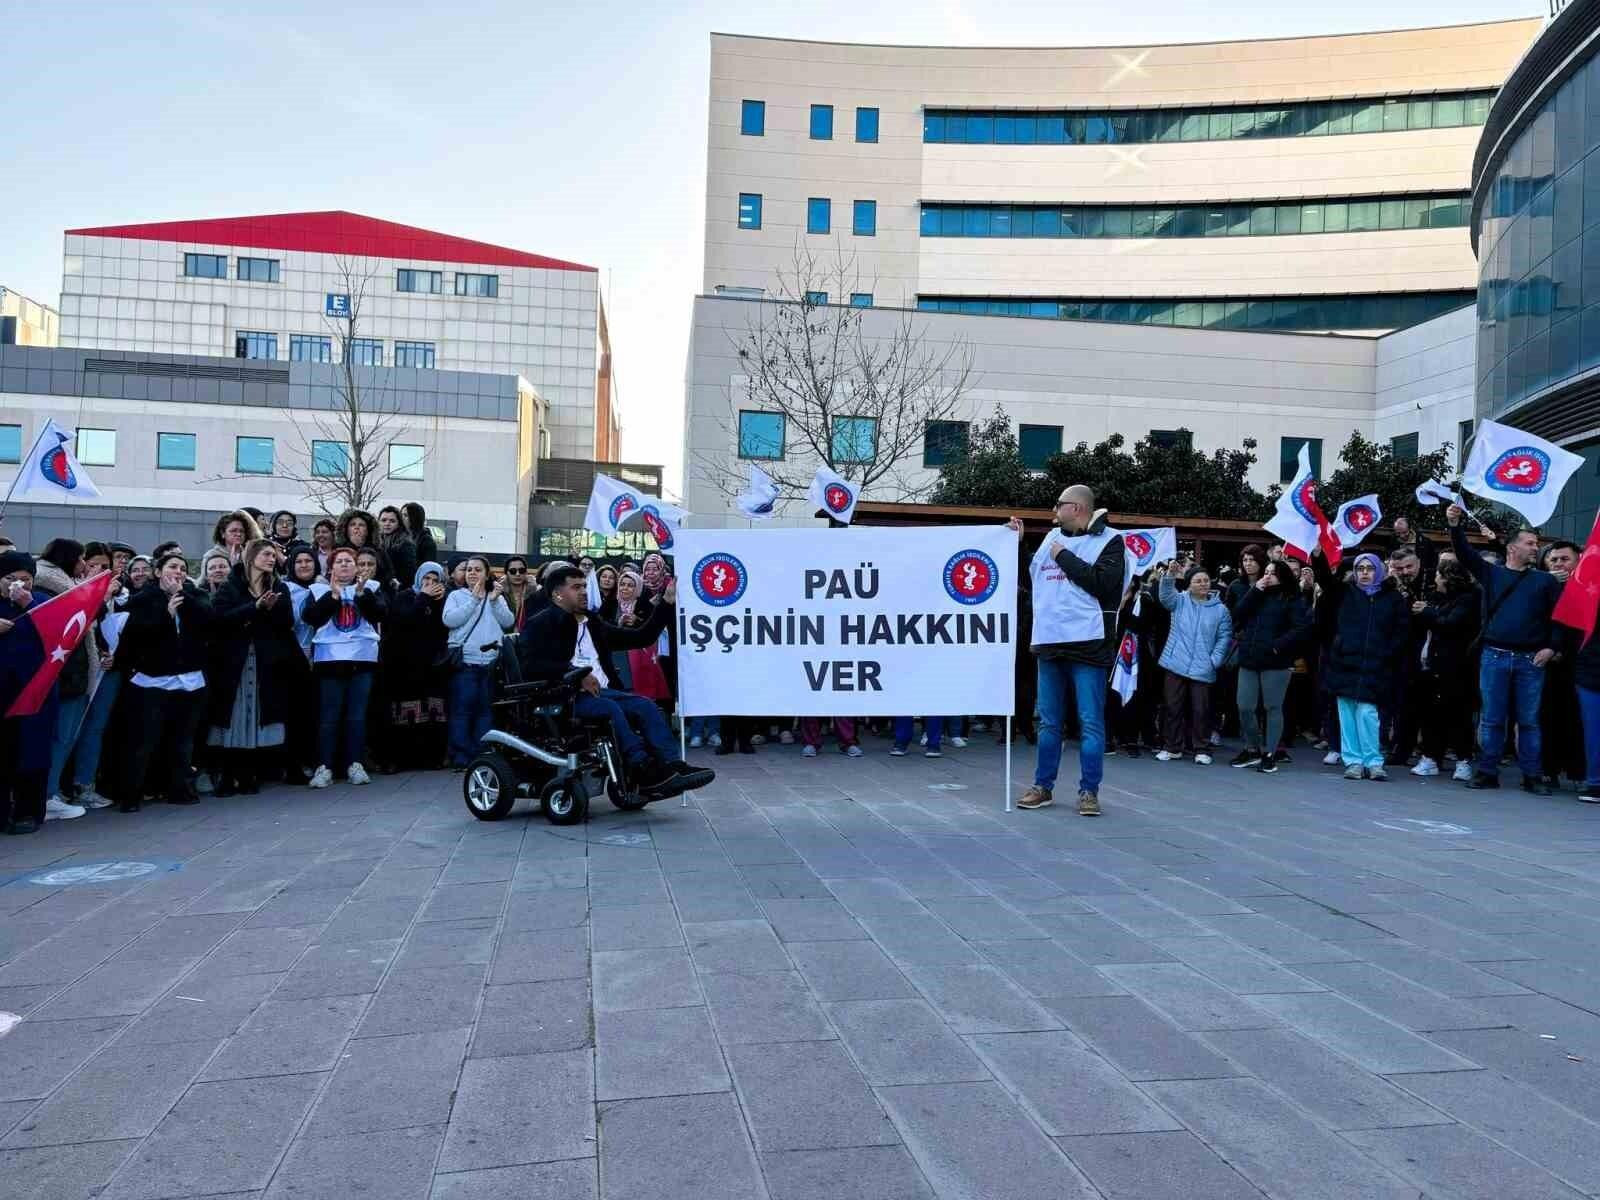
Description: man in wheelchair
xmin=517 ymin=564 xmax=715 ymax=801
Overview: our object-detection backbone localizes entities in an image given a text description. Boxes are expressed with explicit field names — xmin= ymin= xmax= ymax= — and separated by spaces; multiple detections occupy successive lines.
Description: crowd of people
xmin=1014 ymin=483 xmax=1597 ymax=818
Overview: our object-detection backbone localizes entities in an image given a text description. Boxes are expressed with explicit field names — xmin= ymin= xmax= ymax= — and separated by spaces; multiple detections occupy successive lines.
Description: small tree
xmin=928 ymin=407 xmax=1055 ymax=509
xmin=1316 ymin=432 xmax=1454 ymax=530
xmin=697 ymin=244 xmax=975 ymax=507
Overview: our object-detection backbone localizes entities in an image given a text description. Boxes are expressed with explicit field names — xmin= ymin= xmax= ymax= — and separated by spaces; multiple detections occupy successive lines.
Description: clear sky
xmin=4 ymin=0 xmax=1539 ymax=497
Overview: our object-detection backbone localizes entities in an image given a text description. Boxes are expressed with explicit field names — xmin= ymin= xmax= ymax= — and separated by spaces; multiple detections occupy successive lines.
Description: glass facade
xmin=924 ymin=90 xmax=1493 ymax=145
xmin=918 ymin=291 xmax=1474 ymax=332
xmin=290 ymin=334 xmax=332 ymax=363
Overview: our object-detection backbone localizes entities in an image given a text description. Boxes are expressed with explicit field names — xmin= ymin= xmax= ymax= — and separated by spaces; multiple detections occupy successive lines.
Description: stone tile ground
xmin=5 ymin=733 xmax=1600 ymax=1197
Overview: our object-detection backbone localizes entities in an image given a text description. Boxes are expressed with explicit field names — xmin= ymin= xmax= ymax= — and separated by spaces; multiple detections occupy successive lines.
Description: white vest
xmin=1031 ymin=527 xmax=1117 ymax=646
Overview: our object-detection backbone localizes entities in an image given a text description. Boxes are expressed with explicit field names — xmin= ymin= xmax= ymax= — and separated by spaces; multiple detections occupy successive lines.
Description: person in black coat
xmin=1573 ymin=588 xmax=1600 ymax=804
xmin=516 ymin=565 xmax=713 ymax=797
xmin=403 ymin=503 xmax=438 ymax=572
xmin=1411 ymin=560 xmax=1481 ymax=781
xmin=1230 ymin=560 xmax=1313 ymax=771
xmin=379 ymin=560 xmax=450 ymax=771
xmin=204 ymin=541 xmax=299 ymax=795
xmin=116 ymin=553 xmax=215 ymax=810
xmin=0 ymin=551 xmax=58 ymax=833
xmin=1311 ymin=550 xmax=1410 ymax=780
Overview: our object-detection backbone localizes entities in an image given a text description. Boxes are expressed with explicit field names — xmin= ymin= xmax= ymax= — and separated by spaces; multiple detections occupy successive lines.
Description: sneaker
xmin=1453 ymin=761 xmax=1475 ymax=782
xmin=1274 ymin=750 xmax=1292 ymax=764
xmin=77 ymin=789 xmax=114 ymax=809
xmin=924 ymin=748 xmax=943 ymax=759
xmin=1194 ymin=753 xmax=1213 ymax=766
xmin=1078 ymin=790 xmax=1101 ymax=816
xmin=689 ymin=735 xmax=703 ymax=749
xmin=779 ymin=730 xmax=794 ymax=745
xmin=889 ymin=745 xmax=908 ymax=757
xmin=1230 ymin=749 xmax=1262 ymax=768
xmin=308 ymin=765 xmax=333 ymax=789
xmin=920 ymin=733 xmax=928 ymax=746
xmin=1209 ymin=732 xmax=1223 ymax=747
xmin=1369 ymin=765 xmax=1389 ymax=782
xmin=751 ymin=734 xmax=767 ymax=746
xmin=1155 ymin=750 xmax=1176 ymax=762
xmin=845 ymin=744 xmax=864 ymax=758
xmin=949 ymin=736 xmax=968 ymax=749
xmin=1467 ymin=773 xmax=1500 ymax=790
xmin=346 ymin=762 xmax=371 ymax=786
xmin=44 ymin=796 xmax=86 ymax=820
xmin=1017 ymin=786 xmax=1054 ymax=810
xmin=1522 ymin=778 xmax=1553 ymax=797
xmin=801 ymin=745 xmax=818 ymax=758
xmin=1312 ymin=739 xmax=1330 ymax=751
xmin=1581 ymin=788 xmax=1600 ymax=804
xmin=709 ymin=733 xmax=722 ymax=749
xmin=1125 ymin=746 xmax=1142 ymax=758
xmin=1411 ymin=757 xmax=1440 ymax=777
xmin=1343 ymin=764 xmax=1365 ymax=781
xmin=1256 ymin=753 xmax=1279 ymax=774
xmin=195 ymin=772 xmax=215 ymax=795
xmin=1323 ymin=750 xmax=1342 ymax=766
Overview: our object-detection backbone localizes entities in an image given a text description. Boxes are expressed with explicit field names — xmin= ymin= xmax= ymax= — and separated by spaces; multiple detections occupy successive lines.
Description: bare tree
xmin=696 ymin=244 xmax=975 ymax=507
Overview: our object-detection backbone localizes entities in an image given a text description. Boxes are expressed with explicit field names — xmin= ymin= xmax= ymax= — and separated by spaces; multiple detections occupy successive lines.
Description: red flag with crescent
xmin=5 ymin=571 xmax=115 ymax=717
xmin=1554 ymin=509 xmax=1600 ymax=649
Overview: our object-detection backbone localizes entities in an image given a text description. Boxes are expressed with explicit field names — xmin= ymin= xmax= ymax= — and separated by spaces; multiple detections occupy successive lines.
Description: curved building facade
xmin=1473 ymin=0 xmax=1600 ymax=539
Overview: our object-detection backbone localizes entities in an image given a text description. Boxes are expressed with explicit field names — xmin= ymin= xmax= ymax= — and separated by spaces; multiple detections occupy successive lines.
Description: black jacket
xmin=1314 ymin=557 xmax=1410 ymax=703
xmin=204 ymin=568 xmax=300 ymax=728
xmin=1573 ymin=593 xmax=1600 ymax=692
xmin=1451 ymin=523 xmax=1562 ymax=651
xmin=31 ymin=562 xmax=91 ymax=700
xmin=382 ymin=587 xmax=447 ymax=696
xmin=1232 ymin=585 xmax=1313 ymax=671
xmin=1415 ymin=587 xmax=1481 ymax=682
xmin=1031 ymin=513 xmax=1128 ymax=669
xmin=517 ymin=600 xmax=671 ymax=685
xmin=119 ymin=583 xmax=215 ymax=679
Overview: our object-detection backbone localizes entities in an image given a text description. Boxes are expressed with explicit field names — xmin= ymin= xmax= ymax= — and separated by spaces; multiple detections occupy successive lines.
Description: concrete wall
xmin=1373 ymin=303 xmax=1479 ymax=469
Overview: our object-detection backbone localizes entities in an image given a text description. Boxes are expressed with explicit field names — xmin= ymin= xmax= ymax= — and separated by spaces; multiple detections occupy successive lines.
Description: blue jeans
xmin=688 ymin=715 xmax=721 ymax=741
xmin=1035 ymin=658 xmax=1106 ymax=794
xmin=1577 ymin=685 xmax=1600 ymax=789
xmin=447 ymin=665 xmax=493 ymax=765
xmin=72 ymin=672 xmax=123 ymax=791
xmin=1477 ymin=647 xmax=1545 ymax=779
xmin=318 ymin=670 xmax=374 ymax=772
xmin=893 ymin=716 xmax=943 ymax=751
xmin=47 ymin=694 xmax=90 ymax=798
xmin=575 ymin=688 xmax=678 ymax=766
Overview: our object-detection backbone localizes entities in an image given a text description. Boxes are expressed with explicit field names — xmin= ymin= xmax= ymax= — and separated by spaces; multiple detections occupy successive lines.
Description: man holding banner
xmin=1008 ymin=484 xmax=1125 ymax=816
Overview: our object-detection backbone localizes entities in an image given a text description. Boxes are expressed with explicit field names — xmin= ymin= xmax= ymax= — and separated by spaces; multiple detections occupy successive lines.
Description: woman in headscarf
xmin=380 ymin=560 xmax=450 ymax=770
xmin=1311 ymin=549 xmax=1410 ymax=782
xmin=268 ymin=511 xmax=299 ymax=555
xmin=601 ymin=567 xmax=647 ymax=689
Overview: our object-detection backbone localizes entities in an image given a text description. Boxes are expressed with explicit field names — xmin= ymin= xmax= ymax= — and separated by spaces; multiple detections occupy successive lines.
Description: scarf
xmin=617 ymin=569 xmax=644 ymax=619
xmin=1353 ymin=553 xmax=1386 ymax=596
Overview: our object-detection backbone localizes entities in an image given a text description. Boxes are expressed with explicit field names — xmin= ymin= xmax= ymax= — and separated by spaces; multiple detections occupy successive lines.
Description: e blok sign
xmin=670 ymin=526 xmax=1018 ymax=717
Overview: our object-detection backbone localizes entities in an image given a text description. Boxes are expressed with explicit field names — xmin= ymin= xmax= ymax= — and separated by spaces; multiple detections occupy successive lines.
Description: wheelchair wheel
xmin=541 ymin=776 xmax=590 ymax=826
xmin=607 ymin=778 xmax=651 ymax=811
xmin=463 ymin=752 xmax=519 ymax=821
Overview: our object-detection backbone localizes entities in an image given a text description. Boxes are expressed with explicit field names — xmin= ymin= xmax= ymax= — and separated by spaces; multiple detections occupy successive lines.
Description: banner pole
xmin=1005 ymin=716 xmax=1012 ymax=813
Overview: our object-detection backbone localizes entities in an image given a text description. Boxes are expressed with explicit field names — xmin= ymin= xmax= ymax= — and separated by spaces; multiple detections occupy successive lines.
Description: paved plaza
xmin=6 ymin=737 xmax=1600 ymax=1198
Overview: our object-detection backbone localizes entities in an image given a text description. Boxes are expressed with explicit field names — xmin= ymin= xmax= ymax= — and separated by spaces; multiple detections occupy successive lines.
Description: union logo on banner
xmin=41 ymin=441 xmax=77 ymax=489
xmin=693 ymin=553 xmax=748 ymax=606
xmin=1124 ymin=532 xmax=1156 ymax=567
xmin=1117 ymin=632 xmax=1137 ymax=669
xmin=1345 ymin=503 xmax=1377 ymax=532
xmin=1487 ymin=447 xmax=1551 ymax=494
xmin=943 ymin=549 xmax=999 ymax=606
xmin=823 ymin=483 xmax=853 ymax=514
xmin=638 ymin=506 xmax=674 ymax=549
xmin=608 ymin=492 xmax=639 ymax=527
xmin=1291 ymin=476 xmax=1321 ymax=522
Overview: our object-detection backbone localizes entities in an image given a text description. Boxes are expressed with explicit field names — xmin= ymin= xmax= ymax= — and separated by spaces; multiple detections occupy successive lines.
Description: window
xmin=156 ymin=432 xmax=196 ymax=471
xmin=234 ymin=330 xmax=277 ymax=360
xmin=311 ymin=440 xmax=349 ymax=478
xmin=235 ymin=436 xmax=274 ymax=475
xmin=738 ymin=193 xmax=762 ymax=230
xmin=810 ymin=104 xmax=834 ymax=140
xmin=804 ymin=291 xmax=828 ymax=305
xmin=741 ymin=99 xmax=765 ymax=136
xmin=347 ymin=338 xmax=383 ymax=366
xmin=914 ymin=290 xmax=1475 ymax=332
xmin=397 ymin=268 xmax=442 ymax=293
xmin=76 ymin=428 xmax=115 ymax=466
xmin=856 ymin=106 xmax=879 ymax=143
xmin=1148 ymin=429 xmax=1192 ymax=451
xmin=236 ymin=256 xmax=280 ymax=283
xmin=1019 ymin=424 xmax=1062 ymax=469
xmin=1280 ymin=436 xmax=1323 ymax=482
xmin=807 ymin=197 xmax=831 ymax=235
xmin=850 ymin=292 xmax=873 ymax=307
xmin=183 ymin=252 xmax=226 ymax=278
xmin=853 ymin=200 xmax=877 ymax=237
xmin=923 ymin=420 xmax=970 ymax=467
xmin=832 ymin=416 xmax=877 ymax=464
xmin=455 ymin=272 xmax=499 ymax=298
xmin=0 ymin=423 xmax=20 ymax=464
xmin=388 ymin=443 xmax=424 ymax=481
xmin=738 ymin=411 xmax=785 ymax=460
xmin=1391 ymin=432 xmax=1420 ymax=461
xmin=1457 ymin=419 xmax=1474 ymax=471
xmin=290 ymin=334 xmax=333 ymax=363
xmin=395 ymin=340 xmax=435 ymax=368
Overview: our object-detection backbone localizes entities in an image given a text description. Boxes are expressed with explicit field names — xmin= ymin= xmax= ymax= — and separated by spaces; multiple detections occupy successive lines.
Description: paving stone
xmin=1144 ymin=1077 xmax=1416 ymax=1200
xmin=1360 ymin=911 xmax=1539 ymax=962
xmin=302 ymin=1027 xmax=467 ymax=1137
xmin=119 ymin=969 xmax=285 ymax=1045
xmin=0 ymin=1139 xmax=141 ymax=1200
xmin=202 ymin=926 xmax=321 ymax=976
xmin=489 ymin=927 xmax=588 ymax=984
xmin=1057 ymin=1130 xmax=1265 ymax=1200
xmin=1244 ymin=894 xmax=1391 ymax=940
xmin=595 ymin=1006 xmax=729 ymax=1099
xmin=201 ymin=995 xmax=369 ymax=1080
xmin=1474 ymin=958 xmax=1600 ymax=1012
xmin=974 ymin=938 xmax=1128 ymax=999
xmin=1098 ymin=963 xmax=1277 ymax=1031
xmin=823 ymin=877 xmax=927 ymax=916
xmin=898 ymin=962 xmax=1062 ymax=1033
xmin=1043 ymin=996 xmax=1242 ymax=1082
xmin=1036 ymin=914 xmax=1177 ymax=965
xmin=742 ymin=862 xmax=832 ymax=899
xmin=1245 ymin=991 xmax=1477 ymax=1074
xmin=683 ymin=919 xmax=790 ymax=973
xmin=243 ymin=888 xmax=351 ymax=929
xmin=470 ymin=978 xmax=592 ymax=1057
xmin=0 ymin=928 xmax=138 ymax=986
xmin=1293 ymin=960 xmax=1506 ymax=1031
xmin=3 ymin=1037 xmax=220 ymax=1147
xmin=502 ymin=888 xmax=589 ymax=932
xmin=592 ymin=947 xmax=701 ymax=1013
xmin=760 ymin=1145 xmax=934 ymax=1200
xmin=1152 ymin=934 xmax=1326 ymax=994
xmin=1081 ymin=893 xmax=1208 ymax=939
xmin=876 ymin=1080 xmax=1099 ymax=1200
xmin=271 ymin=938 xmax=400 ymax=999
xmin=597 ymin=1091 xmax=764 ymax=1200
xmin=1198 ymin=913 xmax=1361 ymax=963
xmin=0 ymin=1015 xmax=128 ymax=1100
xmin=390 ymin=917 xmax=495 ymax=967
xmin=1352 ymin=940 xmax=1534 ymax=997
xmin=1465 ymin=991 xmax=1600 ymax=1055
xmin=702 ymin=969 xmax=833 ymax=1044
xmin=28 ymin=958 xmax=194 ymax=1020
xmin=590 ymin=903 xmax=682 ymax=951
xmin=760 ymin=898 xmax=867 ymax=942
xmin=921 ymin=897 xmax=1049 ymax=940
xmin=666 ymin=872 xmax=763 ymax=922
xmin=355 ymin=866 xmax=445 ymax=900
xmin=266 ymin=1124 xmax=445 ymax=1200
xmin=430 ymin=1159 xmax=597 ymax=1200
xmin=969 ymin=1031 xmax=1182 ymax=1135
xmin=99 ymin=1072 xmax=323 ymax=1199
xmin=728 ymin=1040 xmax=897 ymax=1152
xmin=415 ymin=881 xmax=507 ymax=924
xmin=589 ymin=869 xmax=671 ymax=907
xmin=116 ymin=913 xmax=250 ymax=961
xmin=787 ymin=940 xmax=917 ymax=1001
xmin=353 ymin=963 xmax=484 ymax=1038
xmin=852 ymin=913 xmax=982 ymax=965
xmin=439 ymin=1049 xmax=593 ymax=1171
xmin=1342 ymin=1122 xmax=1587 ymax=1199
xmin=825 ymin=999 xmax=989 ymax=1085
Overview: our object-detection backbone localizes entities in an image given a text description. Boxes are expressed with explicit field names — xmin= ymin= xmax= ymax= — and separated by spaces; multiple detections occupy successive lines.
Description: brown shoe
xmin=1017 ymin=786 xmax=1053 ymax=810
xmin=1077 ymin=790 xmax=1101 ymax=817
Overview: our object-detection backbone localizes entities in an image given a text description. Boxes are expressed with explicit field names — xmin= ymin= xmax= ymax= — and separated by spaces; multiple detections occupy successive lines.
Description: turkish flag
xmin=5 ymin=571 xmax=115 ymax=717
xmin=1554 ymin=509 xmax=1600 ymax=648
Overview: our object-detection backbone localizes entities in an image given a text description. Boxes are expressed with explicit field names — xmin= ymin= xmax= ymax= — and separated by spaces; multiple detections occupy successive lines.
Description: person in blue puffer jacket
xmin=1157 ymin=562 xmax=1233 ymax=764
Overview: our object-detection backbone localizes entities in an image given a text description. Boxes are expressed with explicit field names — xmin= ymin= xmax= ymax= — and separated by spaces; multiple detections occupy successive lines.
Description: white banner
xmin=672 ymin=525 xmax=1018 ymax=717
